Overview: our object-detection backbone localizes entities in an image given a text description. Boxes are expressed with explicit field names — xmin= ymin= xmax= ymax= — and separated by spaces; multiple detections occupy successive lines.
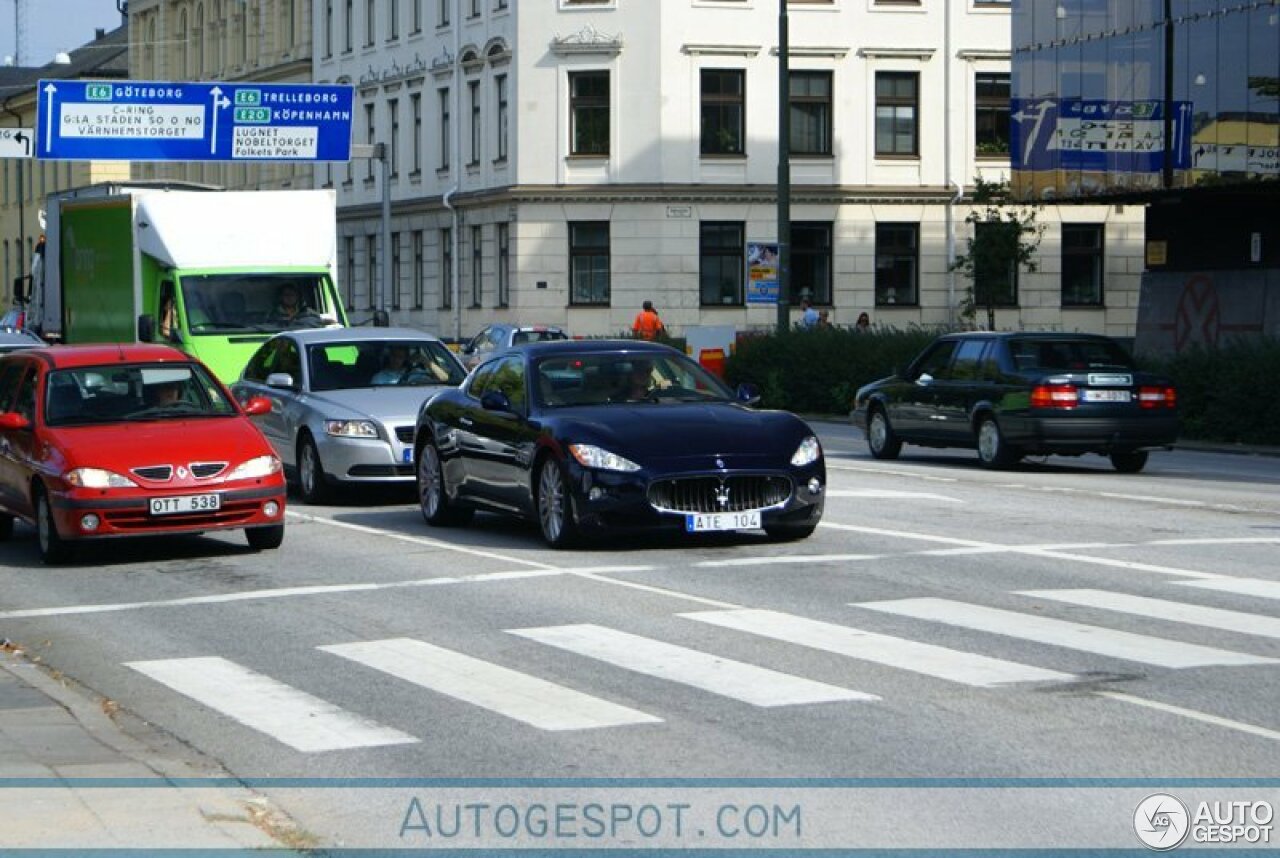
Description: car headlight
xmin=325 ymin=420 xmax=378 ymax=438
xmin=65 ymin=468 xmax=138 ymax=489
xmin=225 ymin=455 xmax=283 ymax=481
xmin=568 ymin=443 xmax=641 ymax=472
xmin=790 ymin=435 xmax=822 ymax=467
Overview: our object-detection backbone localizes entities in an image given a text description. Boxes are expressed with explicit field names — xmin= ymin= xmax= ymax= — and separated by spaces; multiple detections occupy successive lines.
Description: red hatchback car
xmin=0 ymin=344 xmax=287 ymax=564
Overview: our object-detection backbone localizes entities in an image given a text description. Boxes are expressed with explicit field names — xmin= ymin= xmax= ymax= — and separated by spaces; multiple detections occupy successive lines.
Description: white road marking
xmin=819 ymin=522 xmax=993 ymax=548
xmin=825 ymin=490 xmax=961 ymax=503
xmin=1098 ymin=692 xmax=1280 ymax=743
xmin=510 ymin=624 xmax=876 ymax=707
xmin=681 ymin=609 xmax=1071 ymax=687
xmin=565 ymin=571 xmax=741 ymax=609
xmin=319 ymin=638 xmax=660 ymax=731
xmin=695 ymin=554 xmax=881 ymax=568
xmin=1012 ymin=549 xmax=1224 ymax=580
xmin=125 ymin=656 xmax=417 ymax=753
xmin=1148 ymin=537 xmax=1280 ymax=547
xmin=824 ymin=463 xmax=958 ymax=483
xmin=1176 ymin=578 xmax=1280 ymax=601
xmin=1021 ymin=589 xmax=1280 ymax=640
xmin=859 ymin=598 xmax=1274 ymax=668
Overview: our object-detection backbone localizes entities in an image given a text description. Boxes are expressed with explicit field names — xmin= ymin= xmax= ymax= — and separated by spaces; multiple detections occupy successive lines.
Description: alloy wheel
xmin=538 ymin=463 xmax=564 ymax=544
xmin=419 ymin=445 xmax=442 ymax=519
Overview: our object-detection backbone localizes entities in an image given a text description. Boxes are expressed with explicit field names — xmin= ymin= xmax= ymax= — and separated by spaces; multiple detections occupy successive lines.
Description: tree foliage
xmin=951 ymin=179 xmax=1044 ymax=328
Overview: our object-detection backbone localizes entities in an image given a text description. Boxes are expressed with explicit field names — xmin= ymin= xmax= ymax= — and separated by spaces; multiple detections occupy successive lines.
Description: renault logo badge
xmin=176 ymin=466 xmax=188 ymax=479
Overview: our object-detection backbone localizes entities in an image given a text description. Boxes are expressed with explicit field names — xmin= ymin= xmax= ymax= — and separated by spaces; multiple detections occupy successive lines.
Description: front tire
xmin=976 ymin=416 xmax=1020 ymax=470
xmin=0 ymin=513 xmax=13 ymax=541
xmin=536 ymin=457 xmax=580 ymax=549
xmin=297 ymin=435 xmax=331 ymax=504
xmin=1110 ymin=449 xmax=1149 ymax=473
xmin=246 ymin=525 xmax=285 ymax=550
xmin=35 ymin=485 xmax=73 ymax=565
xmin=417 ymin=442 xmax=473 ymax=526
xmin=867 ymin=407 xmax=902 ymax=460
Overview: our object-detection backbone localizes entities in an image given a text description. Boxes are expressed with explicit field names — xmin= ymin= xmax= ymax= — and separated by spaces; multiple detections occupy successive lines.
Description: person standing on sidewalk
xmin=632 ymin=301 xmax=667 ymax=341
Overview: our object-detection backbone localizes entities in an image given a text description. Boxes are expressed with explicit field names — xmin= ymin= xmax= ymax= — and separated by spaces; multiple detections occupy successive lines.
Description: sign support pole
xmin=776 ymin=0 xmax=791 ymax=334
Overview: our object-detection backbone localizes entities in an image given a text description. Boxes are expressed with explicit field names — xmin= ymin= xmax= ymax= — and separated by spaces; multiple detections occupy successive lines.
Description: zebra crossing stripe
xmin=125 ymin=657 xmax=418 ymax=753
xmin=509 ymin=624 xmax=877 ymax=707
xmin=858 ymin=598 xmax=1276 ymax=668
xmin=318 ymin=638 xmax=661 ymax=731
xmin=1020 ymin=589 xmax=1280 ymax=640
xmin=1176 ymin=578 xmax=1280 ymax=602
xmin=680 ymin=609 xmax=1071 ymax=687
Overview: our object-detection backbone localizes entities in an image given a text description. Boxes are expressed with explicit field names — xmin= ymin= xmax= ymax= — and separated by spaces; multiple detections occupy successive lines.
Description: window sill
xmin=492 ymin=157 xmax=508 ymax=167
xmin=700 ymin=303 xmax=745 ymax=308
xmin=566 ymin=154 xmax=610 ymax=162
xmin=874 ymin=302 xmax=920 ymax=308
xmin=700 ymin=153 xmax=747 ymax=160
xmin=790 ymin=152 xmax=834 ymax=160
xmin=975 ymin=152 xmax=1011 ymax=161
xmin=1061 ymin=303 xmax=1106 ymax=309
xmin=875 ymin=154 xmax=920 ymax=161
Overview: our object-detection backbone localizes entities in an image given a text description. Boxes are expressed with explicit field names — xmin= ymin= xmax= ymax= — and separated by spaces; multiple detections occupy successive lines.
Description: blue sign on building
xmin=36 ymin=79 xmax=354 ymax=162
xmin=1012 ymin=98 xmax=1193 ymax=174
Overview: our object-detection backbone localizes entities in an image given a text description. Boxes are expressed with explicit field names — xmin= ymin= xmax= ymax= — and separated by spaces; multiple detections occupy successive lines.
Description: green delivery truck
xmin=31 ymin=183 xmax=349 ymax=382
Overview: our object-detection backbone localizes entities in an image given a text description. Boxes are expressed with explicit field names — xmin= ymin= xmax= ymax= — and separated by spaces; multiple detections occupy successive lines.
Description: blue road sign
xmin=36 ymin=79 xmax=354 ymax=162
xmin=1012 ymin=98 xmax=1193 ymax=174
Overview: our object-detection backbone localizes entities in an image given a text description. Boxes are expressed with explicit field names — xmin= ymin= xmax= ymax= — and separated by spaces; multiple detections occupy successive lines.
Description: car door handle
xmin=459 ymin=416 xmax=473 ymax=427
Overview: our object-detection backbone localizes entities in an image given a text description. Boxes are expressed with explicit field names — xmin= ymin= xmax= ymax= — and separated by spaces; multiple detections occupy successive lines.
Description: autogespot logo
xmin=1135 ymin=794 xmax=1191 ymax=851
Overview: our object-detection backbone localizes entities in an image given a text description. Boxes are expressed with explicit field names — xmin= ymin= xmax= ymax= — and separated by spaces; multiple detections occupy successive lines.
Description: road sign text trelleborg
xmin=36 ymin=79 xmax=354 ymax=162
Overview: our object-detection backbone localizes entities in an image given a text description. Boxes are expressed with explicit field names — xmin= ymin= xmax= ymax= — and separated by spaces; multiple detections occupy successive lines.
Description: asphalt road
xmin=2 ymin=423 xmax=1278 ymax=844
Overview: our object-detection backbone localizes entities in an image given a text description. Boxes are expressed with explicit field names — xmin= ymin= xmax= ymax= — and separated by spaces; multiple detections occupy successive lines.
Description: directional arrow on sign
xmin=0 ymin=127 xmax=35 ymax=159
xmin=209 ymin=86 xmax=231 ymax=154
xmin=43 ymin=83 xmax=57 ymax=153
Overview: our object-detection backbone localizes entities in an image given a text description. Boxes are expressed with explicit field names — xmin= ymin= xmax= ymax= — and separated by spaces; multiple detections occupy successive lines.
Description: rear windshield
xmin=1008 ymin=338 xmax=1134 ymax=372
xmin=512 ymin=329 xmax=568 ymax=346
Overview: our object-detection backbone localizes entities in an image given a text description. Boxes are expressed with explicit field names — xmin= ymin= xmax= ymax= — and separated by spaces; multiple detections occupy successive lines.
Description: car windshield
xmin=535 ymin=352 xmax=733 ymax=407
xmin=307 ymin=340 xmax=467 ymax=391
xmin=182 ymin=274 xmax=336 ymax=335
xmin=1008 ymin=337 xmax=1135 ymax=372
xmin=512 ymin=329 xmax=568 ymax=346
xmin=45 ymin=364 xmax=238 ymax=426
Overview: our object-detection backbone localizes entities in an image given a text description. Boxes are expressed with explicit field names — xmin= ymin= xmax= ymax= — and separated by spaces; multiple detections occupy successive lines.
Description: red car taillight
xmin=1031 ymin=384 xmax=1079 ymax=409
xmin=1138 ymin=386 xmax=1177 ymax=409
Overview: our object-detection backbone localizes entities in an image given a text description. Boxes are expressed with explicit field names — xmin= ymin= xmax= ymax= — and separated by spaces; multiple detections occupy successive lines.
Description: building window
xmin=437 ymin=0 xmax=449 ymax=26
xmin=365 ymin=0 xmax=375 ymax=46
xmin=388 ymin=98 xmax=400 ymax=177
xmin=876 ymin=71 xmax=919 ymax=157
xmin=791 ymin=222 xmax=832 ymax=305
xmin=701 ymin=69 xmax=745 ymax=156
xmin=412 ymin=230 xmax=425 ymax=309
xmin=470 ymin=226 xmax=483 ymax=306
xmin=875 ymin=223 xmax=919 ymax=307
xmin=1061 ymin=224 xmax=1104 ymax=307
xmin=468 ymin=80 xmax=481 ymax=166
xmin=469 ymin=0 xmax=480 ymax=16
xmin=789 ymin=71 xmax=832 ymax=156
xmin=569 ymin=71 xmax=609 ymax=156
xmin=438 ymin=88 xmax=450 ymax=170
xmin=411 ymin=0 xmax=421 ymax=33
xmin=975 ymin=72 xmax=1010 ymax=157
xmin=365 ymin=102 xmax=376 ymax=180
xmin=495 ymin=74 xmax=508 ymax=162
xmin=344 ymin=0 xmax=353 ymax=52
xmin=324 ymin=0 xmax=333 ymax=55
xmin=366 ymin=235 xmax=378 ymax=310
xmin=344 ymin=238 xmax=357 ymax=308
xmin=440 ymin=228 xmax=453 ymax=309
xmin=569 ymin=222 xmax=610 ymax=306
xmin=495 ymin=0 xmax=507 ymax=8
xmin=411 ymin=93 xmax=422 ymax=174
xmin=388 ymin=0 xmax=399 ymax=40
xmin=973 ymin=221 xmax=1019 ymax=308
xmin=497 ymin=223 xmax=510 ymax=307
xmin=390 ymin=231 xmax=402 ymax=310
xmin=699 ymin=222 xmax=744 ymax=306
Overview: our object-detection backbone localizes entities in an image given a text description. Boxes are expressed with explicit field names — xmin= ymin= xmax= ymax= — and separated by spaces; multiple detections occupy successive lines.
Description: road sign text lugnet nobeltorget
xmin=35 ymin=79 xmax=354 ymax=162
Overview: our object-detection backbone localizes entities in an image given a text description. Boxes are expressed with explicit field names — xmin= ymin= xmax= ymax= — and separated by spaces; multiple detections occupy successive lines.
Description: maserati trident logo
xmin=715 ymin=457 xmax=726 ymax=470
xmin=714 ymin=482 xmax=731 ymax=510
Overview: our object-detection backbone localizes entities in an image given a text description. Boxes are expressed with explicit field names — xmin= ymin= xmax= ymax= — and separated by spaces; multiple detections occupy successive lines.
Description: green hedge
xmin=724 ymin=326 xmax=943 ymax=414
xmin=1139 ymin=338 xmax=1280 ymax=445
xmin=726 ymin=328 xmax=1280 ymax=446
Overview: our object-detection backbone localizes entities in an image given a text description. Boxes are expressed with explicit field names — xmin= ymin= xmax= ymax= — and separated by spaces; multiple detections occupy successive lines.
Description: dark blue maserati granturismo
xmin=413 ymin=340 xmax=825 ymax=547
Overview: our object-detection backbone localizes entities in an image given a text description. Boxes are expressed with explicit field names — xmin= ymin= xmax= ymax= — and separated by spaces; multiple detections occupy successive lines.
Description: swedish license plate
xmin=150 ymin=494 xmax=221 ymax=516
xmin=1083 ymin=389 xmax=1131 ymax=403
xmin=403 ymin=448 xmax=413 ymax=463
xmin=686 ymin=510 xmax=762 ymax=532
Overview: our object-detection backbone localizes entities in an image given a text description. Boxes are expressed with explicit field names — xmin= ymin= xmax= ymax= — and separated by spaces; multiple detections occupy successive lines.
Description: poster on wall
xmin=746 ymin=242 xmax=779 ymax=304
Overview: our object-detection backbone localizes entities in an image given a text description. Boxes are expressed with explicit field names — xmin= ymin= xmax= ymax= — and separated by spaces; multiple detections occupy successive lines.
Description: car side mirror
xmin=372 ymin=309 xmax=390 ymax=328
xmin=462 ymin=343 xmax=475 ymax=355
xmin=137 ymin=314 xmax=155 ymax=343
xmin=265 ymin=372 xmax=295 ymax=390
xmin=242 ymin=396 xmax=272 ymax=417
xmin=0 ymin=412 xmax=30 ymax=430
xmin=915 ymin=372 xmax=934 ymax=387
xmin=481 ymin=389 xmax=513 ymax=413
xmin=736 ymin=383 xmax=761 ymax=406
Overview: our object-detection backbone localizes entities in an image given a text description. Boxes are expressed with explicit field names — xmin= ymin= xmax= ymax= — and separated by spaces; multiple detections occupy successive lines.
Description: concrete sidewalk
xmin=0 ymin=647 xmax=308 ymax=851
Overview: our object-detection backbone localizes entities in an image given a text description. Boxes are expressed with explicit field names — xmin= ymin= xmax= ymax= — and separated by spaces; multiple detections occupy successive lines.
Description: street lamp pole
xmin=1162 ymin=0 xmax=1174 ymax=190
xmin=776 ymin=0 xmax=791 ymax=333
xmin=376 ymin=141 xmax=392 ymax=319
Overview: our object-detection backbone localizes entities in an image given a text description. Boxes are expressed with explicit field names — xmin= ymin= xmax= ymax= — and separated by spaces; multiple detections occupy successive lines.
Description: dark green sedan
xmin=850 ymin=332 xmax=1179 ymax=473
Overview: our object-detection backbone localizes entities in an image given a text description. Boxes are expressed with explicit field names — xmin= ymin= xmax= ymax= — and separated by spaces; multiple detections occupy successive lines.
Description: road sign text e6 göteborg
xmin=36 ymin=79 xmax=354 ymax=162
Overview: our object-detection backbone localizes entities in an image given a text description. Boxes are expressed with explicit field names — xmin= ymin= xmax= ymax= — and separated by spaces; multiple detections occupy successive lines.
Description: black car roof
xmin=939 ymin=331 xmax=1118 ymax=342
xmin=513 ymin=339 xmax=679 ymax=358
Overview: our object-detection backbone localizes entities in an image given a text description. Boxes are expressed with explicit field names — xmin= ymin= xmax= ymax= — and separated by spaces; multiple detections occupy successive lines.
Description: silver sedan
xmin=232 ymin=328 xmax=467 ymax=503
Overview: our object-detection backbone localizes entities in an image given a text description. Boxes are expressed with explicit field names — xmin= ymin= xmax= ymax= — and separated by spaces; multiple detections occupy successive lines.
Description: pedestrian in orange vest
xmin=632 ymin=301 xmax=666 ymax=341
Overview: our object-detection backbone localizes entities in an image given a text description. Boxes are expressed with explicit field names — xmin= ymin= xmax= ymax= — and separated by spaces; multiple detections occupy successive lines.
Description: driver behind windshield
xmin=144 ymin=380 xmax=185 ymax=407
xmin=618 ymin=359 xmax=655 ymax=401
xmin=270 ymin=283 xmax=306 ymax=323
xmin=371 ymin=346 xmax=411 ymax=385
